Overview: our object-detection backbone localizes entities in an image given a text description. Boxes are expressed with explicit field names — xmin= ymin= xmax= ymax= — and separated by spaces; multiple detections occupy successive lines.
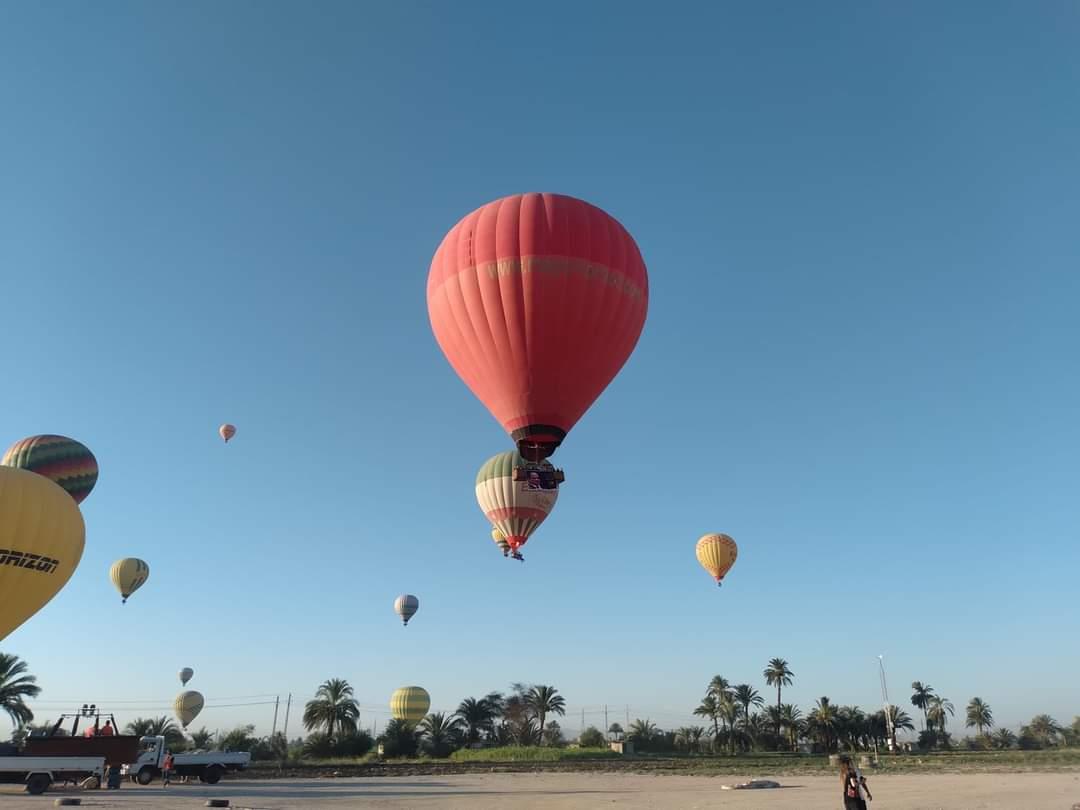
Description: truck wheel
xmin=25 ymin=773 xmax=51 ymax=795
xmin=136 ymin=767 xmax=155 ymax=786
xmin=202 ymin=765 xmax=224 ymax=785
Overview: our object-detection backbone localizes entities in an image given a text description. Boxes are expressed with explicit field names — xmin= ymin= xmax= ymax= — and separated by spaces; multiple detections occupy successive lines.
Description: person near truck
xmin=162 ymin=750 xmax=174 ymax=787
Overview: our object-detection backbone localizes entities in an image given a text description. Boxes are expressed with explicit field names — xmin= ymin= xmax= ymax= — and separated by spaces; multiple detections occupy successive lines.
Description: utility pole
xmin=879 ymin=655 xmax=895 ymax=752
xmin=625 ymin=705 xmax=629 ymax=729
xmin=604 ymin=705 xmax=609 ymax=735
xmin=581 ymin=708 xmax=585 ymax=734
xmin=271 ymin=695 xmax=280 ymax=737
xmin=282 ymin=693 xmax=292 ymax=740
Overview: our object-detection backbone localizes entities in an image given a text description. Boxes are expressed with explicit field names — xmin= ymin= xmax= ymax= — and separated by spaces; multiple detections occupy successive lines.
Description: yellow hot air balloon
xmin=0 ymin=466 xmax=86 ymax=642
xmin=389 ymin=686 xmax=430 ymax=725
xmin=109 ymin=558 xmax=149 ymax=603
xmin=696 ymin=533 xmax=738 ymax=587
xmin=174 ymin=690 xmax=204 ymax=728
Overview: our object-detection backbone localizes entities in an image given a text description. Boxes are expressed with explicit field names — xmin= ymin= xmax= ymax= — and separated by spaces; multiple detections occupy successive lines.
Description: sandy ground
xmin=1 ymin=772 xmax=1078 ymax=808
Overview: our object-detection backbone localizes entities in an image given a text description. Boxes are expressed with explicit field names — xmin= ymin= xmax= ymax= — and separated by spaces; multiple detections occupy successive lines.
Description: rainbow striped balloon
xmin=2 ymin=435 xmax=98 ymax=504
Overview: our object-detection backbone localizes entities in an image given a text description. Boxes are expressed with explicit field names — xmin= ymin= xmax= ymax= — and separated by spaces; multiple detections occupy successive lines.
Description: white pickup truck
xmin=0 ymin=752 xmax=106 ymax=795
xmin=123 ymin=735 xmax=250 ymax=785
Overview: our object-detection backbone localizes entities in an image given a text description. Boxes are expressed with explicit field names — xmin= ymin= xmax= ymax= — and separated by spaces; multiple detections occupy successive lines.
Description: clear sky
xmin=2 ymin=1 xmax=1078 ymax=742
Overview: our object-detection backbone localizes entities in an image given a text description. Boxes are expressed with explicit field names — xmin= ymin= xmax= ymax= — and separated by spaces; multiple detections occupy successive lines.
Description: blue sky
xmin=2 ymin=0 xmax=1078 ymax=741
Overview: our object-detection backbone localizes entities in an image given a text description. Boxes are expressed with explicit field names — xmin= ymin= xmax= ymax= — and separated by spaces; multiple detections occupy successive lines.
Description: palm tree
xmin=991 ymin=727 xmax=1017 ymax=749
xmin=419 ymin=712 xmax=464 ymax=756
xmin=302 ymin=678 xmax=359 ymax=740
xmin=807 ymin=697 xmax=837 ymax=753
xmin=779 ymin=704 xmax=803 ymax=751
xmin=965 ymin=698 xmax=993 ymax=737
xmin=0 ymin=653 xmax=40 ymax=729
xmin=885 ymin=705 xmax=915 ymax=743
xmin=707 ymin=675 xmax=731 ymax=702
xmin=687 ymin=726 xmax=706 ymax=753
xmin=125 ymin=716 xmax=185 ymax=747
xmin=693 ymin=695 xmax=720 ymax=741
xmin=718 ymin=696 xmax=740 ymax=754
xmin=732 ymin=684 xmax=764 ymax=730
xmin=607 ymin=722 xmax=624 ymax=741
xmin=628 ymin=718 xmax=658 ymax=750
xmin=1025 ymin=715 xmax=1063 ymax=747
xmin=524 ymin=686 xmax=565 ymax=746
xmin=188 ymin=727 xmax=214 ymax=750
xmin=927 ymin=696 xmax=955 ymax=736
xmin=763 ymin=659 xmax=794 ymax=737
xmin=910 ymin=682 xmax=935 ymax=731
xmin=456 ymin=697 xmax=498 ymax=745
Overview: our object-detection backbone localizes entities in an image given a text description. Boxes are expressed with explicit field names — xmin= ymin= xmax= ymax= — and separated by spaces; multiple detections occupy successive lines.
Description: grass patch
xmin=450 ymin=746 xmax=620 ymax=763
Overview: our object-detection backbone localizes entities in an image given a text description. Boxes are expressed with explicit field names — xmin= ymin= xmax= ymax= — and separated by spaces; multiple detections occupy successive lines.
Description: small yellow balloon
xmin=174 ymin=690 xmax=204 ymax=728
xmin=109 ymin=558 xmax=150 ymax=603
xmin=696 ymin=533 xmax=738 ymax=587
xmin=0 ymin=466 xmax=86 ymax=642
xmin=390 ymin=686 xmax=430 ymax=724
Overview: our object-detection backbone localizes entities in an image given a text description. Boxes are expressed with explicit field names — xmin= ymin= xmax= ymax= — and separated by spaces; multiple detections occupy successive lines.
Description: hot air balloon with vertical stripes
xmin=394 ymin=594 xmax=419 ymax=626
xmin=179 ymin=668 xmax=194 ymax=686
xmin=696 ymin=533 xmax=738 ymax=587
xmin=476 ymin=450 xmax=558 ymax=561
xmin=2 ymin=435 xmax=99 ymax=504
xmin=427 ymin=193 xmax=649 ymax=464
xmin=390 ymin=686 xmax=430 ymax=725
xmin=174 ymin=690 xmax=204 ymax=728
xmin=109 ymin=558 xmax=150 ymax=603
xmin=219 ymin=424 xmax=236 ymax=443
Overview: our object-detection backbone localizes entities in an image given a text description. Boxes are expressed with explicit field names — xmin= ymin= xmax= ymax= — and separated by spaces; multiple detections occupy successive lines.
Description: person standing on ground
xmin=839 ymin=754 xmax=872 ymax=809
xmin=162 ymin=750 xmax=174 ymax=788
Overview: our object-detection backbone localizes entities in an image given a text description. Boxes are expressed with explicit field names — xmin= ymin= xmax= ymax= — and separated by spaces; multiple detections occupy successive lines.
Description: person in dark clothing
xmin=840 ymin=754 xmax=872 ymax=809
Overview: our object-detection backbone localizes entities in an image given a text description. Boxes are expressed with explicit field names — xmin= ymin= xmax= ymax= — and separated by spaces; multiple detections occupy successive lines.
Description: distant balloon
xmin=491 ymin=527 xmax=510 ymax=557
xmin=219 ymin=424 xmax=236 ymax=443
xmin=0 ymin=466 xmax=86 ymax=642
xmin=476 ymin=451 xmax=558 ymax=552
xmin=2 ymin=435 xmax=99 ymax=504
xmin=109 ymin=558 xmax=150 ymax=603
xmin=179 ymin=668 xmax=194 ymax=687
xmin=696 ymin=533 xmax=738 ymax=587
xmin=174 ymin=690 xmax=204 ymax=728
xmin=394 ymin=594 xmax=419 ymax=626
xmin=390 ymin=686 xmax=430 ymax=724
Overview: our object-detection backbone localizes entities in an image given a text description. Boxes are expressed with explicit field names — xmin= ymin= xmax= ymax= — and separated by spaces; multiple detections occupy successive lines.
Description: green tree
xmin=378 ymin=718 xmax=419 ymax=758
xmin=524 ymin=686 xmax=565 ymax=746
xmin=0 ymin=653 xmax=40 ymax=729
xmin=189 ymin=727 xmax=214 ymax=749
xmin=693 ymin=695 xmax=720 ymax=742
xmin=965 ymin=698 xmax=993 ymax=736
xmin=718 ymin=696 xmax=740 ymax=754
xmin=456 ymin=697 xmax=499 ymax=744
xmin=419 ymin=712 xmax=464 ymax=757
xmin=628 ymin=718 xmax=659 ymax=750
xmin=1022 ymin=714 xmax=1063 ymax=748
xmin=779 ymin=704 xmax=803 ymax=751
xmin=807 ymin=697 xmax=838 ymax=753
xmin=302 ymin=678 xmax=359 ymax=740
xmin=124 ymin=716 xmax=185 ymax=748
xmin=732 ymin=684 xmax=764 ymax=730
xmin=607 ymin=722 xmax=624 ymax=741
xmin=763 ymin=658 xmax=794 ymax=737
xmin=927 ymin=696 xmax=955 ymax=736
xmin=991 ymin=727 xmax=1017 ymax=749
xmin=578 ymin=726 xmax=605 ymax=747
xmin=910 ymin=682 xmax=935 ymax=730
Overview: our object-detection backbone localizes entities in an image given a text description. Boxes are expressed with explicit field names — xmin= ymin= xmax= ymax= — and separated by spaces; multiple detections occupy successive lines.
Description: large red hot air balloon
xmin=427 ymin=193 xmax=649 ymax=461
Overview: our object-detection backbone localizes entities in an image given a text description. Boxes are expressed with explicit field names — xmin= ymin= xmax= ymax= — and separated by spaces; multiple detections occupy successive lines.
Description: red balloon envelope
xmin=427 ymin=193 xmax=649 ymax=460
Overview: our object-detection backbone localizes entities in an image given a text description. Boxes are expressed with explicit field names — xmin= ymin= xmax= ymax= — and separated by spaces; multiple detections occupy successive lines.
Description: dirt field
xmin=3 ymin=772 xmax=1079 ymax=808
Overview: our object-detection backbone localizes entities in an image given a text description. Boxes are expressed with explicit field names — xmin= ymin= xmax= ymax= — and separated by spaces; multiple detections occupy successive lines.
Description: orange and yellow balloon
xmin=491 ymin=527 xmax=510 ymax=557
xmin=0 ymin=466 xmax=86 ymax=641
xmin=696 ymin=533 xmax=738 ymax=587
xmin=219 ymin=424 xmax=236 ymax=443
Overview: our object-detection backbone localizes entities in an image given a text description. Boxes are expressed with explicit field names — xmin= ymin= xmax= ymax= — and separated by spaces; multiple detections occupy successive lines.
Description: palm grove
xmin=2 ymin=652 xmax=1078 ymax=759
